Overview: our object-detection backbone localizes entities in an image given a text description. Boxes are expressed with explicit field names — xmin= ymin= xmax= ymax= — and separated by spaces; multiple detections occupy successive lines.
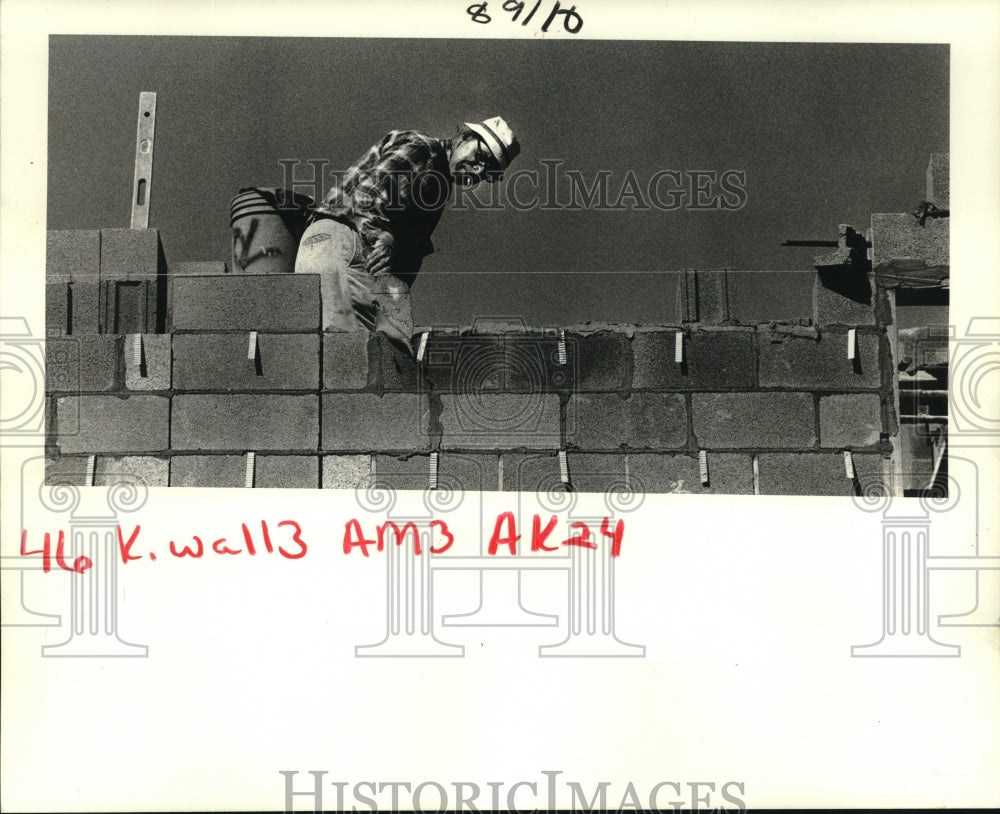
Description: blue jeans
xmin=294 ymin=218 xmax=414 ymax=352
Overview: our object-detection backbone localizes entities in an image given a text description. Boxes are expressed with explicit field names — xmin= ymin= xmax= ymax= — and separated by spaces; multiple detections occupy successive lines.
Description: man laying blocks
xmin=295 ymin=116 xmax=521 ymax=353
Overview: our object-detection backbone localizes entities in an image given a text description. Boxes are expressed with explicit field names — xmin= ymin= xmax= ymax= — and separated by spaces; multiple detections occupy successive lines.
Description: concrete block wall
xmin=45 ymin=155 xmax=953 ymax=494
xmin=45 ymin=248 xmax=896 ymax=493
xmin=46 ymin=228 xmax=168 ymax=336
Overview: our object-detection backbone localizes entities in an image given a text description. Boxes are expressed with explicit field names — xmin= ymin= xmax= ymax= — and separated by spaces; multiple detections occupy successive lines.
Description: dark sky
xmin=47 ymin=37 xmax=948 ymax=326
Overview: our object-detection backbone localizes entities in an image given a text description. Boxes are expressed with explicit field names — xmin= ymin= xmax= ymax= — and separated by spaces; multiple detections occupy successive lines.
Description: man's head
xmin=449 ymin=116 xmax=520 ymax=186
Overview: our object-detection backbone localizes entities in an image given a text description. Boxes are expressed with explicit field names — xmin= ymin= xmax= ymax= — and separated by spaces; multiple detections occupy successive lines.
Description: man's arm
xmin=349 ymin=131 xmax=441 ymax=275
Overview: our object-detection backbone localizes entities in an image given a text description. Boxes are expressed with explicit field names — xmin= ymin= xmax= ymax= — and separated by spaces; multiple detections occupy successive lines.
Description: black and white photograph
xmin=1 ymin=1 xmax=998 ymax=811
xmin=40 ymin=35 xmax=950 ymax=496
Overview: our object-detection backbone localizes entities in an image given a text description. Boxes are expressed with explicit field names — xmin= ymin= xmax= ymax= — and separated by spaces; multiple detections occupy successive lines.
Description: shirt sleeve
xmin=350 ymin=131 xmax=440 ymax=252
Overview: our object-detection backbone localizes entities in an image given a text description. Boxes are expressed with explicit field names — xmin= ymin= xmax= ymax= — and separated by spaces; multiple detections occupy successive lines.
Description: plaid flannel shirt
xmin=316 ymin=130 xmax=453 ymax=283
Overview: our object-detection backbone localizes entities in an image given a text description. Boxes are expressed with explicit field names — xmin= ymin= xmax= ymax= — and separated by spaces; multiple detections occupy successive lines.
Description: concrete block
xmin=255 ymin=455 xmax=319 ymax=488
xmin=68 ymin=281 xmax=102 ymax=334
xmin=696 ymin=270 xmax=730 ymax=324
xmin=625 ymin=393 xmax=690 ymax=449
xmin=374 ymin=333 xmax=424 ymax=391
xmin=173 ymin=334 xmax=319 ymax=391
xmin=376 ymin=452 xmax=500 ymax=492
xmin=622 ymin=453 xmax=689 ymax=494
xmin=421 ymin=334 xmax=504 ymax=393
xmin=702 ymin=452 xmax=757 ymax=494
xmin=565 ymin=452 xmax=627 ymax=493
xmin=757 ymin=330 xmax=883 ymax=390
xmin=926 ymin=153 xmax=949 ymax=208
xmin=628 ymin=452 xmax=754 ymax=495
xmin=692 ymin=392 xmax=815 ymax=449
xmin=676 ymin=270 xmax=730 ymax=323
xmin=852 ymin=452 xmax=893 ymax=494
xmin=170 ymin=274 xmax=321 ymax=331
xmin=566 ymin=393 xmax=688 ymax=450
xmin=440 ymin=452 xmax=500 ymax=492
xmin=503 ymin=333 xmax=573 ymax=393
xmin=626 ymin=454 xmax=700 ymax=494
xmin=125 ymin=334 xmax=171 ymax=391
xmin=632 ymin=329 xmax=754 ymax=390
xmin=373 ymin=453 xmax=499 ymax=493
xmin=171 ymin=261 xmax=229 ymax=276
xmin=45 ymin=454 xmax=90 ymax=485
xmin=322 ymin=393 xmax=429 ymax=451
xmin=99 ymin=228 xmax=164 ymax=281
xmin=55 ymin=395 xmax=169 ymax=454
xmin=500 ymin=451 xmax=560 ymax=492
xmin=94 ymin=455 xmax=169 ymax=487
xmin=563 ymin=331 xmax=630 ymax=392
xmin=170 ymin=455 xmax=245 ymax=487
xmin=322 ymin=455 xmax=372 ymax=489
xmin=819 ymin=393 xmax=883 ymax=448
xmin=503 ymin=450 xmax=630 ymax=499
xmin=757 ymin=452 xmax=856 ymax=496
xmin=813 ymin=274 xmax=877 ymax=326
xmin=46 ymin=283 xmax=69 ymax=336
xmin=102 ymin=279 xmax=159 ymax=334
xmin=871 ymin=213 xmax=948 ymax=268
xmin=323 ymin=332 xmax=374 ymax=390
xmin=46 ymin=335 xmax=119 ymax=393
xmin=171 ymin=394 xmax=319 ymax=451
xmin=372 ymin=454 xmax=430 ymax=490
xmin=46 ymin=230 xmax=100 ymax=282
xmin=502 ymin=450 xmax=655 ymax=499
xmin=439 ymin=393 xmax=560 ymax=450
xmin=728 ymin=270 xmax=815 ymax=324
xmin=499 ymin=451 xmax=755 ymax=495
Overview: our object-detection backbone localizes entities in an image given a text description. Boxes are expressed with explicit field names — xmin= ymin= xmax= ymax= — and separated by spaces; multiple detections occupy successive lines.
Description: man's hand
xmin=366 ymin=237 xmax=394 ymax=276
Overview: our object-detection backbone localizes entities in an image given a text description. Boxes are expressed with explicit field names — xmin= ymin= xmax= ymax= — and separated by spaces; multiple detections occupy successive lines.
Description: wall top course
xmin=46 ymin=229 xmax=101 ymax=282
xmin=870 ymin=213 xmax=948 ymax=270
xmin=169 ymin=273 xmax=321 ymax=332
xmin=410 ymin=321 xmax=879 ymax=339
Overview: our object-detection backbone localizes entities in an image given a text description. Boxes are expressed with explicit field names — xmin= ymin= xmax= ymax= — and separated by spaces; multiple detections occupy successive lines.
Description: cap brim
xmin=464 ymin=121 xmax=511 ymax=170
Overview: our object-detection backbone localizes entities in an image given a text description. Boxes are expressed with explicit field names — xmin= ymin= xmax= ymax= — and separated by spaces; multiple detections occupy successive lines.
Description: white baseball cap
xmin=464 ymin=116 xmax=521 ymax=171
